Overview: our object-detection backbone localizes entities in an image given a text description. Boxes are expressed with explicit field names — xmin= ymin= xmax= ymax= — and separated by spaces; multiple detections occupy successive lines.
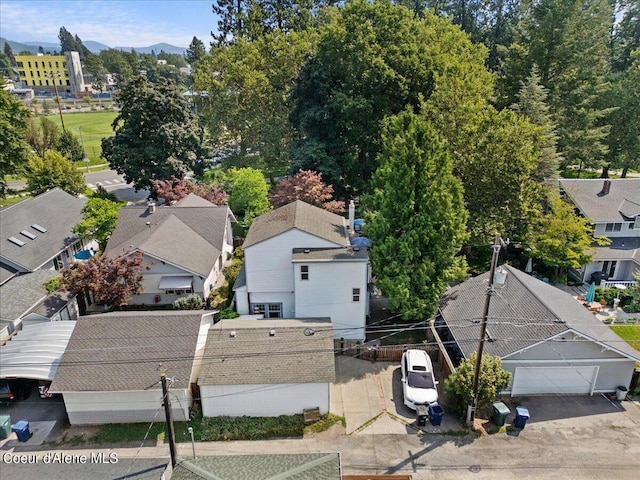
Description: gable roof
xmin=172 ymin=453 xmax=340 ymax=480
xmin=199 ymin=318 xmax=335 ymax=385
xmin=49 ymin=311 xmax=204 ymax=392
xmin=0 ymin=269 xmax=70 ymax=322
xmin=105 ymin=199 xmax=231 ymax=275
xmin=0 ymin=188 xmax=86 ymax=272
xmin=439 ymin=265 xmax=640 ymax=362
xmin=559 ymin=178 xmax=640 ymax=222
xmin=592 ymin=237 xmax=640 ymax=265
xmin=243 ymin=201 xmax=348 ymax=248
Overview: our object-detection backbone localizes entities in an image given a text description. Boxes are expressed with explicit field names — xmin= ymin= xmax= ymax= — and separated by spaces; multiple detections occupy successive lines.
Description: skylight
xmin=31 ymin=224 xmax=48 ymax=233
xmin=8 ymin=237 xmax=25 ymax=247
xmin=20 ymin=230 xmax=37 ymax=240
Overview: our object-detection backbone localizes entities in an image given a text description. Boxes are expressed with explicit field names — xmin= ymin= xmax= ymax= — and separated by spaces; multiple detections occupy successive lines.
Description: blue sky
xmin=0 ymin=0 xmax=218 ymax=49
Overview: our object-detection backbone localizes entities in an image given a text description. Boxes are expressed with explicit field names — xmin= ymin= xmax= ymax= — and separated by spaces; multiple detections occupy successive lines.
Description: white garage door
xmin=511 ymin=366 xmax=598 ymax=395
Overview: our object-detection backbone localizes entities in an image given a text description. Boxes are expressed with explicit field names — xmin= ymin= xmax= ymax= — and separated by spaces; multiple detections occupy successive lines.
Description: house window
xmin=353 ymin=288 xmax=361 ymax=302
xmin=603 ymin=261 xmax=617 ymax=278
xmin=301 ymin=265 xmax=309 ymax=280
xmin=251 ymin=303 xmax=282 ymax=318
xmin=53 ymin=255 xmax=64 ymax=270
xmin=164 ymin=288 xmax=193 ymax=295
xmin=605 ymin=223 xmax=622 ymax=232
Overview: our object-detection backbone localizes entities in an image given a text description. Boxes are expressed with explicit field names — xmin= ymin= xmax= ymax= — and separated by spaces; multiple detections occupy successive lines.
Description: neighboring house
xmin=0 ymin=188 xmax=88 ymax=282
xmin=49 ymin=311 xmax=214 ymax=425
xmin=0 ymin=269 xmax=78 ymax=344
xmin=171 ymin=453 xmax=341 ymax=480
xmin=435 ymin=265 xmax=640 ymax=396
xmin=559 ymin=178 xmax=640 ymax=287
xmin=199 ymin=318 xmax=335 ymax=417
xmin=234 ymin=200 xmax=370 ymax=340
xmin=104 ymin=194 xmax=235 ymax=306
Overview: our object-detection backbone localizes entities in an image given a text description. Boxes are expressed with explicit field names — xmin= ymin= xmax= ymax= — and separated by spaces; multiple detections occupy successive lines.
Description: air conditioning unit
xmin=154 ymin=295 xmax=161 ymax=303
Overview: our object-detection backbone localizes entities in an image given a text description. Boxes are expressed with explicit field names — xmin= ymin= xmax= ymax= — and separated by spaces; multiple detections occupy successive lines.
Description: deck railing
xmin=601 ymin=280 xmax=636 ymax=289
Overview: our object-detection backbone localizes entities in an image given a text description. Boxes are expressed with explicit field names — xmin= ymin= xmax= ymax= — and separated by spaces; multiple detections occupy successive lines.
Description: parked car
xmin=0 ymin=379 xmax=15 ymax=404
xmin=401 ymin=349 xmax=438 ymax=410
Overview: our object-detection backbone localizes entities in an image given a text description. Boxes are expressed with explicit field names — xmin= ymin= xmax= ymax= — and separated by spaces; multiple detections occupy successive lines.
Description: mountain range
xmin=0 ymin=37 xmax=187 ymax=56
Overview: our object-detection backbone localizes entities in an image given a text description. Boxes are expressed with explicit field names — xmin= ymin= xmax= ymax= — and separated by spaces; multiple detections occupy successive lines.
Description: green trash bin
xmin=492 ymin=401 xmax=510 ymax=426
xmin=0 ymin=415 xmax=10 ymax=439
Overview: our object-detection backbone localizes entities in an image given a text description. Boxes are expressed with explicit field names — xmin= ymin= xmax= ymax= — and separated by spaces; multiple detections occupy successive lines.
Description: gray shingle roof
xmin=0 ymin=269 xmax=60 ymax=321
xmin=439 ymin=265 xmax=640 ymax=361
xmin=243 ymin=201 xmax=349 ymax=248
xmin=559 ymin=178 xmax=640 ymax=222
xmin=592 ymin=237 xmax=640 ymax=263
xmin=49 ymin=311 xmax=203 ymax=392
xmin=199 ymin=318 xmax=335 ymax=385
xmin=171 ymin=453 xmax=340 ymax=480
xmin=105 ymin=200 xmax=230 ymax=276
xmin=0 ymin=188 xmax=86 ymax=271
xmin=291 ymin=246 xmax=369 ymax=261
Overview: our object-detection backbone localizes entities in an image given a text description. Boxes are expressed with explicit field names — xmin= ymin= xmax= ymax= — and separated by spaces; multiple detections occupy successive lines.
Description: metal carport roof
xmin=0 ymin=321 xmax=76 ymax=380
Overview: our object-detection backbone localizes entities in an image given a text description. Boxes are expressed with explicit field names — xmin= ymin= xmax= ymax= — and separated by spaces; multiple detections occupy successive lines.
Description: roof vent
xmin=269 ymin=329 xmax=276 ymax=337
xmin=31 ymin=224 xmax=47 ymax=233
xmin=353 ymin=246 xmax=360 ymax=252
xmin=471 ymin=318 xmax=480 ymax=324
xmin=8 ymin=236 xmax=25 ymax=247
xmin=229 ymin=331 xmax=236 ymax=338
xmin=20 ymin=230 xmax=37 ymax=240
xmin=303 ymin=249 xmax=310 ymax=254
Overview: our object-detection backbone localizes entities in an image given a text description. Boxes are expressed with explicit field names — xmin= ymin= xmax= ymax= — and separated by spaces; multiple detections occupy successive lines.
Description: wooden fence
xmin=334 ymin=339 xmax=438 ymax=362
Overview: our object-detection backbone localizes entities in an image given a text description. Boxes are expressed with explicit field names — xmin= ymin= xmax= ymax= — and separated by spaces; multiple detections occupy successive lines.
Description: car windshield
xmin=407 ymin=371 xmax=435 ymax=389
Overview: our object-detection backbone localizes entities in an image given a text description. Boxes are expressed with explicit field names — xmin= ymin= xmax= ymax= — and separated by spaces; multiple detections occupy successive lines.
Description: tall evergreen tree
xmin=58 ymin=27 xmax=77 ymax=53
xmin=4 ymin=42 xmax=16 ymax=66
xmin=186 ymin=36 xmax=207 ymax=66
xmin=363 ymin=110 xmax=468 ymax=320
xmin=512 ymin=66 xmax=562 ymax=180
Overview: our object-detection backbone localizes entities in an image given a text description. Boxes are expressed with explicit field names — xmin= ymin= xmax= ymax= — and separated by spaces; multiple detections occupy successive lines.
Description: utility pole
xmin=161 ymin=372 xmax=178 ymax=467
xmin=466 ymin=233 xmax=505 ymax=426
xmin=47 ymin=71 xmax=66 ymax=133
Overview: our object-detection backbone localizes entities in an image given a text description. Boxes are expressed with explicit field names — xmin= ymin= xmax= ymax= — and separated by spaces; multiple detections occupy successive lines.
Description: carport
xmin=0 ymin=321 xmax=76 ymax=393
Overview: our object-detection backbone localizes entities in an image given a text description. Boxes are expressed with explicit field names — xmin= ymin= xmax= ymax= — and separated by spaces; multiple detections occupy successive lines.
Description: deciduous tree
xmin=0 ymin=86 xmax=31 ymax=196
xmin=363 ymin=110 xmax=468 ymax=320
xmin=26 ymin=150 xmax=86 ymax=196
xmin=444 ymin=353 xmax=512 ymax=417
xmin=271 ymin=169 xmax=345 ymax=212
xmin=57 ymin=130 xmax=86 ymax=163
xmin=25 ymin=117 xmax=60 ymax=158
xmin=225 ymin=167 xmax=271 ymax=223
xmin=61 ymin=252 xmax=145 ymax=307
xmin=101 ymin=76 xmax=209 ymax=191
xmin=72 ymin=197 xmax=123 ymax=251
xmin=151 ymin=176 xmax=229 ymax=205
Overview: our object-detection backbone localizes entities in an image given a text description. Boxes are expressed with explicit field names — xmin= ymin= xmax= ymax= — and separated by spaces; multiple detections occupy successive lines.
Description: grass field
xmin=46 ymin=110 xmax=118 ymax=167
xmin=610 ymin=325 xmax=640 ymax=353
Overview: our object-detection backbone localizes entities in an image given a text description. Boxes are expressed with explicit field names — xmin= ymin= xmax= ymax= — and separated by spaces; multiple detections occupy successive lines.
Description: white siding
xmin=235 ymin=284 xmax=249 ymax=315
xmin=593 ymin=222 xmax=639 ymax=238
xmin=62 ymin=389 xmax=191 ymax=425
xmin=294 ymin=261 xmax=368 ymax=340
xmin=200 ymin=383 xmax=329 ymax=417
xmin=131 ymin=254 xmax=204 ymax=305
xmin=245 ymin=230 xmax=343 ymax=294
xmin=250 ymin=291 xmax=295 ymax=317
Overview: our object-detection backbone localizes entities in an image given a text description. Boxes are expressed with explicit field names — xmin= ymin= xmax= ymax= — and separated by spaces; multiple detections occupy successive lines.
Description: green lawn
xmin=46 ymin=111 xmax=118 ymax=166
xmin=610 ymin=325 xmax=640 ymax=353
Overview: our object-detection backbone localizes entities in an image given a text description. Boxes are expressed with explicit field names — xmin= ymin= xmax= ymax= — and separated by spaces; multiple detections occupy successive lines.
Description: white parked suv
xmin=401 ymin=349 xmax=439 ymax=410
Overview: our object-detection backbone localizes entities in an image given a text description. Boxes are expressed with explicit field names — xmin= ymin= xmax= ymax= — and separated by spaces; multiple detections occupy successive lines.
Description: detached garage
xmin=199 ymin=318 xmax=335 ymax=418
xmin=436 ymin=265 xmax=640 ymax=396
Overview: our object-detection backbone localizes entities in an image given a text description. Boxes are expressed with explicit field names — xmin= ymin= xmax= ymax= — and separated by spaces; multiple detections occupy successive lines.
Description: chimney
xmin=601 ymin=179 xmax=611 ymax=195
xmin=147 ymin=202 xmax=156 ymax=214
xmin=348 ymin=200 xmax=355 ymax=231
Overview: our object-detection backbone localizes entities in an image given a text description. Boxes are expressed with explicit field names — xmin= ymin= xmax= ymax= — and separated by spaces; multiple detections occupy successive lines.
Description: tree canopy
xmin=101 ymin=76 xmax=209 ymax=191
xmin=271 ymin=169 xmax=345 ymax=213
xmin=363 ymin=110 xmax=468 ymax=320
xmin=72 ymin=197 xmax=123 ymax=251
xmin=0 ymin=86 xmax=31 ymax=196
xmin=26 ymin=150 xmax=85 ymax=196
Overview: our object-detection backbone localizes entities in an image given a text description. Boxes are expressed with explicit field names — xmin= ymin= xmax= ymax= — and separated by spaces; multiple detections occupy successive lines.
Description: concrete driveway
xmin=331 ymin=356 xmax=462 ymax=435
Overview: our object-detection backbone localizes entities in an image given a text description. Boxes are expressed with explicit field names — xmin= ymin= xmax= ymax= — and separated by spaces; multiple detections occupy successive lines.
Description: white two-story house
xmin=104 ymin=194 xmax=235 ymax=306
xmin=559 ymin=178 xmax=640 ymax=287
xmin=233 ymin=200 xmax=370 ymax=340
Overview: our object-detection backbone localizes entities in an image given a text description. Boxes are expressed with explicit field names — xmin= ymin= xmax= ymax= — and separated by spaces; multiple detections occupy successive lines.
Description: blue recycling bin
xmin=11 ymin=420 xmax=30 ymax=442
xmin=514 ymin=406 xmax=530 ymax=429
xmin=428 ymin=404 xmax=444 ymax=426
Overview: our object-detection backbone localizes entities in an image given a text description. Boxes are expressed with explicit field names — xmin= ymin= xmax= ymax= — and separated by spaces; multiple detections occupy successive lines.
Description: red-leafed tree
xmin=61 ymin=252 xmax=145 ymax=307
xmin=151 ymin=176 xmax=229 ymax=206
xmin=271 ymin=169 xmax=345 ymax=213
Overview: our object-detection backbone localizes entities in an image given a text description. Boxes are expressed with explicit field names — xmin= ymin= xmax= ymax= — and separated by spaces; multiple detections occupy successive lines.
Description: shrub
xmin=43 ymin=276 xmax=62 ymax=293
xmin=173 ymin=294 xmax=204 ymax=310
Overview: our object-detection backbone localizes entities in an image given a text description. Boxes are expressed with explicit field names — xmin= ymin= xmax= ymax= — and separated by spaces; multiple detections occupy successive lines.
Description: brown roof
xmin=199 ymin=318 xmax=335 ymax=385
xmin=49 ymin=311 xmax=204 ymax=392
xmin=243 ymin=201 xmax=348 ymax=248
